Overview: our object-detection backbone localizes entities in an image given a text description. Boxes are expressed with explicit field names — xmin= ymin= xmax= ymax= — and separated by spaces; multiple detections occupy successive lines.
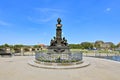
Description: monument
xmin=47 ymin=18 xmax=71 ymax=55
xmin=35 ymin=18 xmax=82 ymax=65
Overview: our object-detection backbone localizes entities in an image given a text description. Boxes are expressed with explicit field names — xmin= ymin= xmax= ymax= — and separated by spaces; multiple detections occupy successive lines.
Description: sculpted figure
xmin=57 ymin=18 xmax=61 ymax=24
xmin=53 ymin=36 xmax=56 ymax=41
xmin=50 ymin=39 xmax=54 ymax=46
xmin=64 ymin=39 xmax=68 ymax=46
xmin=61 ymin=37 xmax=68 ymax=46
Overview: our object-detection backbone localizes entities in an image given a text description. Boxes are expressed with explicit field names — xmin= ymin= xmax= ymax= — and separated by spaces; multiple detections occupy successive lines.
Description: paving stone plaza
xmin=0 ymin=56 xmax=120 ymax=80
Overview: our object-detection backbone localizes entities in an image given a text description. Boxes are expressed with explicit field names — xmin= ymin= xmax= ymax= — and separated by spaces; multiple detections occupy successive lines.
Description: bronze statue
xmin=50 ymin=18 xmax=69 ymax=47
xmin=57 ymin=18 xmax=61 ymax=24
xmin=48 ymin=18 xmax=70 ymax=55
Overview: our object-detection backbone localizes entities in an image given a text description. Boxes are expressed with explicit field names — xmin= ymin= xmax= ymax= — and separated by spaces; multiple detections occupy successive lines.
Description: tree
xmin=116 ymin=42 xmax=120 ymax=48
xmin=0 ymin=45 xmax=4 ymax=48
xmin=4 ymin=44 xmax=10 ymax=47
xmin=80 ymin=42 xmax=93 ymax=49
xmin=33 ymin=45 xmax=41 ymax=48
xmin=69 ymin=44 xmax=82 ymax=49
xmin=94 ymin=40 xmax=104 ymax=49
xmin=14 ymin=44 xmax=24 ymax=49
xmin=108 ymin=42 xmax=115 ymax=50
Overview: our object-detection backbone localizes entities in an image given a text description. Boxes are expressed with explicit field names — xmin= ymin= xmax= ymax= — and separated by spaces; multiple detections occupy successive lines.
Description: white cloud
xmin=106 ymin=8 xmax=111 ymax=12
xmin=35 ymin=8 xmax=64 ymax=13
xmin=0 ymin=20 xmax=11 ymax=26
xmin=28 ymin=8 xmax=64 ymax=24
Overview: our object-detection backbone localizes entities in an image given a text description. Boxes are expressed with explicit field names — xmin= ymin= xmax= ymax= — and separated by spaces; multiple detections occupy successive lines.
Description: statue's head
xmin=57 ymin=18 xmax=61 ymax=24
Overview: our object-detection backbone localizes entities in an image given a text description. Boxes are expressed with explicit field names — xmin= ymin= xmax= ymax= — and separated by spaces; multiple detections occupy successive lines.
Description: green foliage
xmin=69 ymin=42 xmax=93 ymax=49
xmin=81 ymin=42 xmax=93 ymax=49
xmin=4 ymin=44 xmax=10 ymax=47
xmin=0 ymin=43 xmax=10 ymax=48
xmin=116 ymin=43 xmax=120 ymax=48
xmin=69 ymin=44 xmax=82 ymax=49
xmin=33 ymin=45 xmax=41 ymax=48
xmin=0 ymin=45 xmax=4 ymax=48
xmin=14 ymin=44 xmax=24 ymax=49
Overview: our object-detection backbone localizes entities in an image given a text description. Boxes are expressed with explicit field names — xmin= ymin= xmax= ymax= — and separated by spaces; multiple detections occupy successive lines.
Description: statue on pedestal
xmin=48 ymin=18 xmax=70 ymax=54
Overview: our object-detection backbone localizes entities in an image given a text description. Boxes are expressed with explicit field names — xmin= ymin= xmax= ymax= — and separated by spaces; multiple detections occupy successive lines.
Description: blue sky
xmin=0 ymin=0 xmax=120 ymax=45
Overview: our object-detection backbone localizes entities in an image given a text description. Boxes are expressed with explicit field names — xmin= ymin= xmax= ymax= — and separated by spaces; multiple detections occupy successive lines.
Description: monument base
xmin=47 ymin=46 xmax=71 ymax=54
xmin=34 ymin=18 xmax=83 ymax=68
xmin=28 ymin=58 xmax=89 ymax=69
xmin=35 ymin=52 xmax=82 ymax=63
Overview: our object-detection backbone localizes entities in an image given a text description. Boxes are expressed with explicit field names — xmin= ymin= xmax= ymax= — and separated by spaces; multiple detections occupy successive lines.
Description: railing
xmin=35 ymin=52 xmax=83 ymax=63
xmin=83 ymin=53 xmax=120 ymax=57
xmin=84 ymin=53 xmax=120 ymax=62
xmin=13 ymin=51 xmax=35 ymax=56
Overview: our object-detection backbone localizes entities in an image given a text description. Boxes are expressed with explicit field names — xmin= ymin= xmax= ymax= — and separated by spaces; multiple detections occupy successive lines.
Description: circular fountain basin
xmin=28 ymin=52 xmax=90 ymax=69
xmin=28 ymin=58 xmax=90 ymax=69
